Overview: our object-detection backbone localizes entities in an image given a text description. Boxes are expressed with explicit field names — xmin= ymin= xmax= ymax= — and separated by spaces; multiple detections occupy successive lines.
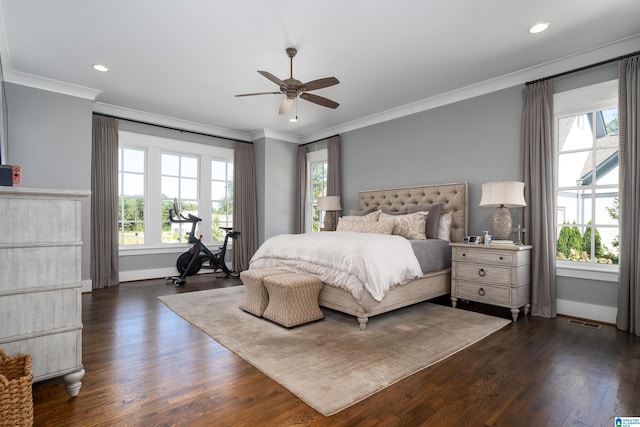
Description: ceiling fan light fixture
xmin=528 ymin=22 xmax=550 ymax=34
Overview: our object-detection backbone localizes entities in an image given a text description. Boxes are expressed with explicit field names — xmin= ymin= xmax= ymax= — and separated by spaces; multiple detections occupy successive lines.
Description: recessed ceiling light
xmin=92 ymin=64 xmax=109 ymax=72
xmin=529 ymin=23 xmax=550 ymax=34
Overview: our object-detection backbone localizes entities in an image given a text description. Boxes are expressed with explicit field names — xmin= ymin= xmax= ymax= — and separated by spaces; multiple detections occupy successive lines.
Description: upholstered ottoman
xmin=239 ymin=268 xmax=289 ymax=316
xmin=263 ymin=273 xmax=324 ymax=327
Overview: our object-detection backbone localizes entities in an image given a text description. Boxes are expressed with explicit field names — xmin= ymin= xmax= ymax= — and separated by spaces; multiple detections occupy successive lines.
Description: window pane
xmin=122 ymin=173 xmax=144 ymax=196
xmin=557 ymin=189 xmax=592 ymax=225
xmin=212 ymin=160 xmax=227 ymax=180
xmin=211 ymin=181 xmax=226 ymax=200
xmin=558 ymin=113 xmax=593 ymax=152
xmin=181 ymin=177 xmax=198 ymax=199
xmin=123 ymin=148 xmax=145 ymax=173
xmin=558 ymin=152 xmax=592 ymax=188
xmin=161 ymin=176 xmax=179 ymax=198
xmin=595 ymin=189 xmax=618 ymax=225
xmin=162 ymin=154 xmax=179 ymax=176
xmin=227 ymin=163 xmax=233 ymax=181
xmin=181 ymin=156 xmax=198 ymax=178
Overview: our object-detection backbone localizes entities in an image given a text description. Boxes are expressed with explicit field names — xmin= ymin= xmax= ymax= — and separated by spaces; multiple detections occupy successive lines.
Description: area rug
xmin=158 ymin=286 xmax=510 ymax=416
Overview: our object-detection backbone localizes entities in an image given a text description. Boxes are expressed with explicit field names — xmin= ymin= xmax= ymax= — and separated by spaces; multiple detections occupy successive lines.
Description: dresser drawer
xmin=455 ymin=280 xmax=511 ymax=306
xmin=455 ymin=262 xmax=512 ymax=285
xmin=453 ymin=247 xmax=513 ymax=265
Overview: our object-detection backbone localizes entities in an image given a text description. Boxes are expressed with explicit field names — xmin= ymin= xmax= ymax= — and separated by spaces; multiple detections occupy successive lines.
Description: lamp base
xmin=492 ymin=207 xmax=512 ymax=240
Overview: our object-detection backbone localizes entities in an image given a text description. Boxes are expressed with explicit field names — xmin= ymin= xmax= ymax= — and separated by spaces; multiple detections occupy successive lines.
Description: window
xmin=555 ymin=80 xmax=619 ymax=268
xmin=118 ymin=130 xmax=233 ymax=251
xmin=118 ymin=147 xmax=146 ymax=246
xmin=211 ymin=160 xmax=233 ymax=240
xmin=307 ymin=149 xmax=328 ymax=232
xmin=161 ymin=153 xmax=199 ymax=243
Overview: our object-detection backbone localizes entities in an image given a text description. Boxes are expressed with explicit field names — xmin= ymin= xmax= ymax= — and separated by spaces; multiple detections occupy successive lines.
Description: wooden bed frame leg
xmin=357 ymin=316 xmax=368 ymax=331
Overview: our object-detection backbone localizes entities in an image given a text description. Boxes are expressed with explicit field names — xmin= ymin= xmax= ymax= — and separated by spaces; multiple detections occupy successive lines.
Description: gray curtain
xmin=323 ymin=135 xmax=342 ymax=231
xmin=520 ymin=80 xmax=557 ymax=318
xmin=617 ymin=55 xmax=640 ymax=335
xmin=91 ymin=115 xmax=119 ymax=289
xmin=295 ymin=145 xmax=307 ymax=234
xmin=232 ymin=141 xmax=258 ymax=272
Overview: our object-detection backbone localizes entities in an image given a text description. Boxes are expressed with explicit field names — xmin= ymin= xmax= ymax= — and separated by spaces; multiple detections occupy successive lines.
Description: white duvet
xmin=249 ymin=231 xmax=423 ymax=304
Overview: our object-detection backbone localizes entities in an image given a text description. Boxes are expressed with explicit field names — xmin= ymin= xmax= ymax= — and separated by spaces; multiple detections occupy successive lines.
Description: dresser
xmin=0 ymin=187 xmax=89 ymax=396
xmin=450 ymin=243 xmax=532 ymax=321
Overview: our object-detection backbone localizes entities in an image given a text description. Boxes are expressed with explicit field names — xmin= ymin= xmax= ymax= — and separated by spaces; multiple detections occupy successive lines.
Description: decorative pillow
xmin=408 ymin=202 xmax=444 ymax=239
xmin=381 ymin=207 xmax=407 ymax=215
xmin=348 ymin=206 xmax=378 ymax=216
xmin=339 ymin=210 xmax=381 ymax=222
xmin=378 ymin=211 xmax=428 ymax=240
xmin=436 ymin=212 xmax=453 ymax=241
xmin=336 ymin=217 xmax=394 ymax=234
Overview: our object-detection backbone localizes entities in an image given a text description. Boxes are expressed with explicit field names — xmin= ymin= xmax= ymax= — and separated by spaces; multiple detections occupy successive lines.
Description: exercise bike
xmin=166 ymin=199 xmax=241 ymax=285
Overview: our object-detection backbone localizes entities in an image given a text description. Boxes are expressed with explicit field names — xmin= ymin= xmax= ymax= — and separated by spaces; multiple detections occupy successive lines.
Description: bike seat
xmin=220 ymin=227 xmax=234 ymax=231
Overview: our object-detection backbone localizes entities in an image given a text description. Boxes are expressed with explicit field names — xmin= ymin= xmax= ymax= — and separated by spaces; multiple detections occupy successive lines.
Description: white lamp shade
xmin=317 ymin=196 xmax=342 ymax=211
xmin=479 ymin=181 xmax=527 ymax=208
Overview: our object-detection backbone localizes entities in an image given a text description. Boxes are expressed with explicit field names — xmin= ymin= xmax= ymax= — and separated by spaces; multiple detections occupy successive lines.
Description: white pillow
xmin=437 ymin=212 xmax=453 ymax=241
xmin=378 ymin=211 xmax=428 ymax=240
xmin=336 ymin=218 xmax=394 ymax=234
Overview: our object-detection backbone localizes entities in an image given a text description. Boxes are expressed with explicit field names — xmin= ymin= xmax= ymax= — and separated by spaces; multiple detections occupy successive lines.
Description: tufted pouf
xmin=239 ymin=268 xmax=289 ymax=316
xmin=263 ymin=273 xmax=324 ymax=327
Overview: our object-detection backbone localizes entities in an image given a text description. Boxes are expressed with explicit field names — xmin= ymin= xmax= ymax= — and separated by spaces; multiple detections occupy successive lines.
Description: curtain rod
xmin=300 ymin=133 xmax=340 ymax=147
xmin=526 ymin=50 xmax=640 ymax=86
xmin=93 ymin=112 xmax=252 ymax=144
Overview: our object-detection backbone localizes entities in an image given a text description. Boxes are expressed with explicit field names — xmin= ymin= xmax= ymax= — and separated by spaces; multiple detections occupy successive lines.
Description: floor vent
xmin=567 ymin=319 xmax=602 ymax=329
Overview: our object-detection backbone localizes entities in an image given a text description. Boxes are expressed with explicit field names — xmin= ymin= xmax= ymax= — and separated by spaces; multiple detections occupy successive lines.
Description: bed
xmin=251 ymin=182 xmax=468 ymax=329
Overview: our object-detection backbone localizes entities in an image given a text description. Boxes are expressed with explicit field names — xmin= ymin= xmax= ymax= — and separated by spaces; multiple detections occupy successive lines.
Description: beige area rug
xmin=158 ymin=286 xmax=510 ymax=416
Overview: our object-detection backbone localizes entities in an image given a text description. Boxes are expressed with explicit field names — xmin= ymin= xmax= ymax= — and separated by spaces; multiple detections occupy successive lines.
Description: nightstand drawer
xmin=456 ymin=280 xmax=511 ymax=305
xmin=455 ymin=262 xmax=511 ymax=285
xmin=453 ymin=248 xmax=513 ymax=265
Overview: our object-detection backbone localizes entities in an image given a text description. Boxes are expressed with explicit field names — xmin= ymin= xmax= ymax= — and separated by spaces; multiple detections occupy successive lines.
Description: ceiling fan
xmin=235 ymin=47 xmax=340 ymax=115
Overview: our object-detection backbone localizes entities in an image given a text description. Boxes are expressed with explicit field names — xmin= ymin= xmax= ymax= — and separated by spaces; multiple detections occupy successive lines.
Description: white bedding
xmin=249 ymin=231 xmax=423 ymax=304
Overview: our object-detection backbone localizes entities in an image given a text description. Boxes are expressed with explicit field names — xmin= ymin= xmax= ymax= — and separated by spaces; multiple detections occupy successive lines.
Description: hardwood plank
xmin=30 ymin=275 xmax=640 ymax=426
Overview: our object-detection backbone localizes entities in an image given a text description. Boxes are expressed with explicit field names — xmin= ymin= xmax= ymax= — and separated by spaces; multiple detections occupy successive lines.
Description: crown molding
xmin=4 ymin=70 xmax=102 ymax=100
xmin=93 ymin=102 xmax=252 ymax=142
xmin=250 ymin=128 xmax=301 ymax=144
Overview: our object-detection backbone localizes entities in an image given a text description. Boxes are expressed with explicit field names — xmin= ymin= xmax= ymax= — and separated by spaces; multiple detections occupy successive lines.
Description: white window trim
xmin=118 ymin=130 xmax=233 ymax=255
xmin=553 ymin=79 xmax=619 ymax=280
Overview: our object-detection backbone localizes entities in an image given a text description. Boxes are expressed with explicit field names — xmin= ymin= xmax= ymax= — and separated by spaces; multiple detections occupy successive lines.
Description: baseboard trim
xmin=556 ymin=299 xmax=617 ymax=324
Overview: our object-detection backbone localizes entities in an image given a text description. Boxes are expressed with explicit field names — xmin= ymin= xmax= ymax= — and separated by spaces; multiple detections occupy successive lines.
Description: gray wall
xmin=5 ymin=83 xmax=93 ymax=286
xmin=341 ymin=84 xmax=524 ymax=236
xmin=254 ymin=136 xmax=297 ymax=243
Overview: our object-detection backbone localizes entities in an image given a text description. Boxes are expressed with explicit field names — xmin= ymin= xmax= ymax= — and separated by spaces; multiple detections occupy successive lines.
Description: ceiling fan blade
xmin=279 ymin=97 xmax=294 ymax=115
xmin=302 ymin=77 xmax=339 ymax=91
xmin=300 ymin=93 xmax=339 ymax=109
xmin=258 ymin=70 xmax=286 ymax=88
xmin=235 ymin=91 xmax=281 ymax=97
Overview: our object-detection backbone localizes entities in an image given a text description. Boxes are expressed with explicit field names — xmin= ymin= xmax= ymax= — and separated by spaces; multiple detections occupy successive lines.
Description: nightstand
xmin=450 ymin=243 xmax=532 ymax=321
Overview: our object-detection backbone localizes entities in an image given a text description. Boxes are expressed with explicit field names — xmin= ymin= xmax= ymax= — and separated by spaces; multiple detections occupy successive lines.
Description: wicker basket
xmin=0 ymin=349 xmax=34 ymax=427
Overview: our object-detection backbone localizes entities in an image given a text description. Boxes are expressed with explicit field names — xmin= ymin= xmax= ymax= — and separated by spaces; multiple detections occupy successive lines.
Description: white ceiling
xmin=1 ymin=0 xmax=639 ymax=143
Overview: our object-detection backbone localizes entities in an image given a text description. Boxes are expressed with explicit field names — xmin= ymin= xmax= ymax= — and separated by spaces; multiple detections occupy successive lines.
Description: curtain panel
xmin=617 ymin=55 xmax=640 ymax=336
xmin=91 ymin=114 xmax=119 ymax=289
xmin=323 ymin=135 xmax=342 ymax=231
xmin=295 ymin=145 xmax=307 ymax=234
xmin=520 ymin=80 xmax=557 ymax=318
xmin=232 ymin=141 xmax=258 ymax=272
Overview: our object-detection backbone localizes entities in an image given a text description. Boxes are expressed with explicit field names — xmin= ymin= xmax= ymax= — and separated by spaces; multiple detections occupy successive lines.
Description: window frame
xmin=553 ymin=79 xmax=619 ymax=282
xmin=118 ymin=130 xmax=234 ymax=255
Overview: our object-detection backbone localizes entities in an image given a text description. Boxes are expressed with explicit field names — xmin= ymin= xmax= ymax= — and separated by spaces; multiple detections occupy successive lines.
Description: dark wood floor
xmin=32 ymin=274 xmax=640 ymax=427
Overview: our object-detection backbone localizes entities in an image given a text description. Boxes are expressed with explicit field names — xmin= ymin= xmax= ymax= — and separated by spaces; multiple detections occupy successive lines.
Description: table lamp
xmin=479 ymin=181 xmax=526 ymax=240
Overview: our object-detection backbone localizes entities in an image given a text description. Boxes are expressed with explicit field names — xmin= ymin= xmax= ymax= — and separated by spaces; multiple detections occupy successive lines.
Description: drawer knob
xmin=478 ymin=288 xmax=486 ymax=296
xmin=462 ymin=253 xmax=466 ymax=257
xmin=499 ymin=256 xmax=503 ymax=260
xmin=478 ymin=268 xmax=486 ymax=277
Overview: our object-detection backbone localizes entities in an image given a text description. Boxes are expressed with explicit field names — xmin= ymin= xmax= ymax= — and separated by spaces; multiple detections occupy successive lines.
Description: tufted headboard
xmin=358 ymin=182 xmax=468 ymax=243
